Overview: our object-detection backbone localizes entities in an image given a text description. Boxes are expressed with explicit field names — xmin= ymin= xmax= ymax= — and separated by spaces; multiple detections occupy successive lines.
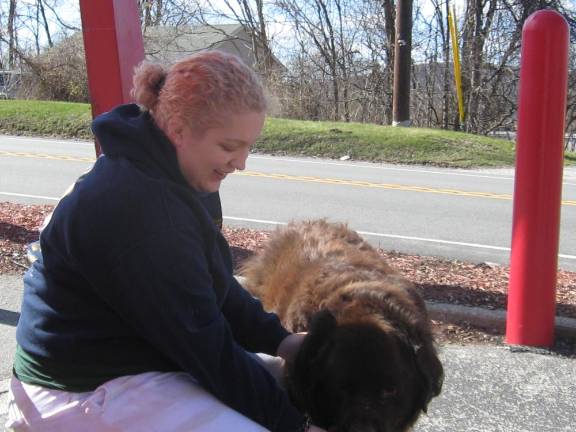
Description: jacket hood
xmin=91 ymin=104 xmax=187 ymax=185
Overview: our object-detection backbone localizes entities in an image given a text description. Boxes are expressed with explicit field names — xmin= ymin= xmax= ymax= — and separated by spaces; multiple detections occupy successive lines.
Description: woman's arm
xmin=220 ymin=276 xmax=292 ymax=355
xmin=94 ymin=229 xmax=306 ymax=432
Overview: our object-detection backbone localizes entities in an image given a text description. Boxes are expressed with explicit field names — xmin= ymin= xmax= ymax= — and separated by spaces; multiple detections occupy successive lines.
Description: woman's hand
xmin=278 ymin=336 xmax=327 ymax=432
xmin=276 ymin=332 xmax=307 ymax=364
xmin=307 ymin=425 xmax=328 ymax=432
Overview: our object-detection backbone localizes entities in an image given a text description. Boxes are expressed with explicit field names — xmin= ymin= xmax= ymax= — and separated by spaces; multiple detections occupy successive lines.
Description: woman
xmin=7 ymin=51 xmax=325 ymax=432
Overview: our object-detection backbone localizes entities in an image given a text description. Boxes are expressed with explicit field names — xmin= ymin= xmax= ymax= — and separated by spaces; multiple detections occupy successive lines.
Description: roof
xmin=144 ymin=24 xmax=249 ymax=64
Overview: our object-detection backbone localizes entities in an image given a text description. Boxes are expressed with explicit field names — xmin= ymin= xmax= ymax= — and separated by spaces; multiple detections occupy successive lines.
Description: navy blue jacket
xmin=16 ymin=104 xmax=305 ymax=431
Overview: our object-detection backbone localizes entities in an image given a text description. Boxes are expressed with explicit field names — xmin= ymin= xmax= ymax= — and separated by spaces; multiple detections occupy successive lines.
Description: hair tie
xmin=155 ymin=76 xmax=166 ymax=94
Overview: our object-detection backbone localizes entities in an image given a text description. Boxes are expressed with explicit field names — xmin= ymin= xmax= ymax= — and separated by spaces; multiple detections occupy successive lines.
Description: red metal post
xmin=506 ymin=10 xmax=569 ymax=347
xmin=79 ymin=0 xmax=144 ymax=155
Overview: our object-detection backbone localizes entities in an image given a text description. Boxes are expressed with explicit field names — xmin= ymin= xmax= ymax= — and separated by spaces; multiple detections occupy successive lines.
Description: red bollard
xmin=80 ymin=0 xmax=144 ymax=155
xmin=506 ymin=10 xmax=569 ymax=347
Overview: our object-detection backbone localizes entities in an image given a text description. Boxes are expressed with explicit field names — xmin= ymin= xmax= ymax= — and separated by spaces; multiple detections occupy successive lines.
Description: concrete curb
xmin=235 ymin=275 xmax=576 ymax=339
xmin=425 ymin=301 xmax=576 ymax=340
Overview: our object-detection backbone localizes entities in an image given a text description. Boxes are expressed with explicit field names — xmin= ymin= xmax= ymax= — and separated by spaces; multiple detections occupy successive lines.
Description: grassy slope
xmin=0 ymin=100 xmax=93 ymax=139
xmin=261 ymin=118 xmax=516 ymax=167
xmin=2 ymin=99 xmax=573 ymax=167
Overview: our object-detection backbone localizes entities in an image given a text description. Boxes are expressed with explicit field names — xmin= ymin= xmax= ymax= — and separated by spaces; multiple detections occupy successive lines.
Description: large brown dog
xmin=241 ymin=220 xmax=443 ymax=432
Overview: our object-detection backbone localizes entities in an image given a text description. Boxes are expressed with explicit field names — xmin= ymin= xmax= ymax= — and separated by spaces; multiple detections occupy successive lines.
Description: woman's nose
xmin=230 ymin=151 xmax=248 ymax=171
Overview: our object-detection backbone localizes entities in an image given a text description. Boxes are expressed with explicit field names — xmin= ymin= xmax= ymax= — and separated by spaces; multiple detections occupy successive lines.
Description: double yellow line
xmin=2 ymin=150 xmax=575 ymax=206
xmin=236 ymin=171 xmax=576 ymax=206
xmin=0 ymin=150 xmax=95 ymax=162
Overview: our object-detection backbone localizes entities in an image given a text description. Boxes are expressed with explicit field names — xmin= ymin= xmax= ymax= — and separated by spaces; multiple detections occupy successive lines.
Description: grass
xmin=0 ymin=100 xmax=92 ymax=139
xmin=1 ymin=99 xmax=573 ymax=168
xmin=259 ymin=118 xmax=516 ymax=168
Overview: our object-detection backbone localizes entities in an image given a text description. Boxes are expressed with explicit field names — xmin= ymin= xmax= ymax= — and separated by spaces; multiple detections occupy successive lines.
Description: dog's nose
xmin=347 ymin=420 xmax=381 ymax=432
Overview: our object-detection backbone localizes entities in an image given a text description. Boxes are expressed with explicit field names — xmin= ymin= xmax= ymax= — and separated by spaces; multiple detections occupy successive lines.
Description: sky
xmin=18 ymin=0 xmax=568 ymax=63
xmin=33 ymin=0 xmax=469 ymax=47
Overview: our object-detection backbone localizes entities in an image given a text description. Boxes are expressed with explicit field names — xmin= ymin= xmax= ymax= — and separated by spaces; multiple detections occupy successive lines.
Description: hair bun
xmin=131 ymin=62 xmax=167 ymax=111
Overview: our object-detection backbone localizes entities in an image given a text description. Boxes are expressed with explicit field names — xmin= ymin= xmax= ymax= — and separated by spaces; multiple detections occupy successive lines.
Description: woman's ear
xmin=165 ymin=117 xmax=185 ymax=148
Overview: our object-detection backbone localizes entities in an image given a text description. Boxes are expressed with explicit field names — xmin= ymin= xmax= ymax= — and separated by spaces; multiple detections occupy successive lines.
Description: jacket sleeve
xmin=98 ymin=228 xmax=305 ymax=432
xmin=221 ymin=276 xmax=291 ymax=356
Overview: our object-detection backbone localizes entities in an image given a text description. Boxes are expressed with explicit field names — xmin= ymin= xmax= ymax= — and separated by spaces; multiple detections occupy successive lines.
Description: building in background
xmin=144 ymin=24 xmax=284 ymax=72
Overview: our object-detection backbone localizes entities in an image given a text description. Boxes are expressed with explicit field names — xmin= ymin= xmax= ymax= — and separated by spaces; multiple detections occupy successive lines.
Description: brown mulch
xmin=0 ymin=202 xmax=54 ymax=272
xmin=224 ymin=226 xmax=576 ymax=319
xmin=2 ymin=202 xmax=575 ymax=350
xmin=225 ymin=226 xmax=576 ymax=353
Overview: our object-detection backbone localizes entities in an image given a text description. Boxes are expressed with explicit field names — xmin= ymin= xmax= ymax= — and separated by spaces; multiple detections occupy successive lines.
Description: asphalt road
xmin=1 ymin=134 xmax=576 ymax=270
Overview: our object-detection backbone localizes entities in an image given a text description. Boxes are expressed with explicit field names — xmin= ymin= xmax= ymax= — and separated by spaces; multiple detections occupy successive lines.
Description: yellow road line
xmin=236 ymin=171 xmax=576 ymax=206
xmin=0 ymin=150 xmax=95 ymax=162
xmin=2 ymin=151 xmax=574 ymax=206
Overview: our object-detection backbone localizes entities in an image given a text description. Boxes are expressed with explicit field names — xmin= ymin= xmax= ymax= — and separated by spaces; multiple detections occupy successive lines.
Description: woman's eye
xmin=220 ymin=144 xmax=235 ymax=152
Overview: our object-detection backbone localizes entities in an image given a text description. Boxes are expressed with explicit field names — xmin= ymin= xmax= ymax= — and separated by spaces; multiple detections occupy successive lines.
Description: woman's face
xmin=171 ymin=111 xmax=265 ymax=192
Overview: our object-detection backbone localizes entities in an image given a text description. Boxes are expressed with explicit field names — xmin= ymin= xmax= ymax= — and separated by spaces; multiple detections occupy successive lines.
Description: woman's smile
xmin=214 ymin=169 xmax=230 ymax=180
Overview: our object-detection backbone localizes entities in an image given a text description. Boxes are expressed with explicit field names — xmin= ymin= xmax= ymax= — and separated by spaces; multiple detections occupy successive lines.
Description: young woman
xmin=7 ymin=51 xmax=325 ymax=432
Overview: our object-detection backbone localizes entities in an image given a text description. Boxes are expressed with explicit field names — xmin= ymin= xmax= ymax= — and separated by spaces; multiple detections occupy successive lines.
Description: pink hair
xmin=132 ymin=51 xmax=267 ymax=135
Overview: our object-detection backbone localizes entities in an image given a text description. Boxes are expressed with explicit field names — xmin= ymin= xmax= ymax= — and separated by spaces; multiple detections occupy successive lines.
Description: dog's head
xmin=286 ymin=310 xmax=443 ymax=432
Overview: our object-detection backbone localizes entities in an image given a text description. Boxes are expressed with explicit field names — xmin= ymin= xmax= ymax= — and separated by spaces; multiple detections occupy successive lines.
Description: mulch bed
xmin=2 ymin=201 xmax=575 ymax=351
xmin=224 ymin=225 xmax=576 ymax=319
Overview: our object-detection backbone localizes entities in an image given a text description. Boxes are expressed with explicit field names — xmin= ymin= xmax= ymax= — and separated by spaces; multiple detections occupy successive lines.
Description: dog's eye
xmin=380 ymin=387 xmax=398 ymax=400
xmin=339 ymin=293 xmax=352 ymax=302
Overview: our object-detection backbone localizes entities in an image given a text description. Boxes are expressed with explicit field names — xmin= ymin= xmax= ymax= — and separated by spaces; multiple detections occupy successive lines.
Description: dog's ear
xmin=308 ymin=309 xmax=338 ymax=338
xmin=397 ymin=323 xmax=444 ymax=413
xmin=413 ymin=341 xmax=444 ymax=413
xmin=286 ymin=310 xmax=337 ymax=411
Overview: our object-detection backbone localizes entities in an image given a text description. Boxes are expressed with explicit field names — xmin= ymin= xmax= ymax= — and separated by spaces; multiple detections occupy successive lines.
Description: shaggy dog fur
xmin=240 ymin=220 xmax=444 ymax=432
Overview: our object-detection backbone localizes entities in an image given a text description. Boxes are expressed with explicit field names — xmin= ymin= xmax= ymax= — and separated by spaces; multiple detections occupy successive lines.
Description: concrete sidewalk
xmin=1 ymin=273 xmax=575 ymax=431
xmin=414 ymin=345 xmax=576 ymax=431
xmin=1 ymin=275 xmax=20 ymax=431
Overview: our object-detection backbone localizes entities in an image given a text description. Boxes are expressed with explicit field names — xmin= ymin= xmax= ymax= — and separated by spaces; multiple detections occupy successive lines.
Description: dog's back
xmin=241 ymin=220 xmax=410 ymax=331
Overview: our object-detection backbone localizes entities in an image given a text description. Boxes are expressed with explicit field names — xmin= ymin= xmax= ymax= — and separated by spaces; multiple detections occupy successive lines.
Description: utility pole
xmin=392 ymin=0 xmax=413 ymax=127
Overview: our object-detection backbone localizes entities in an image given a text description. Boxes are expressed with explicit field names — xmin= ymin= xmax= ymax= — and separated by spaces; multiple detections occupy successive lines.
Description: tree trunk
xmin=155 ymin=0 xmax=163 ymax=25
xmin=38 ymin=0 xmax=53 ymax=48
xmin=329 ymin=58 xmax=340 ymax=120
xmin=335 ymin=0 xmax=350 ymax=121
xmin=442 ymin=0 xmax=450 ymax=129
xmin=142 ymin=0 xmax=152 ymax=29
xmin=253 ymin=0 xmax=274 ymax=78
xmin=459 ymin=0 xmax=476 ymax=130
xmin=317 ymin=0 xmax=340 ymax=120
xmin=8 ymin=0 xmax=17 ymax=69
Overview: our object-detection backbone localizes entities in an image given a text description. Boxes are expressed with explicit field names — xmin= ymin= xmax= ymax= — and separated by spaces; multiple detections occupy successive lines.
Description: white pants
xmin=5 ymin=354 xmax=284 ymax=432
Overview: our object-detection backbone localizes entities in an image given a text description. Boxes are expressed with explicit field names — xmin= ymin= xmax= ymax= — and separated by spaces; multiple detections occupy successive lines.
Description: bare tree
xmin=1 ymin=0 xmax=79 ymax=69
xmin=354 ymin=0 xmax=396 ymax=123
xmin=37 ymin=0 xmax=53 ymax=48
xmin=138 ymin=0 xmax=200 ymax=30
xmin=411 ymin=3 xmax=449 ymax=129
xmin=198 ymin=0 xmax=276 ymax=78
xmin=7 ymin=0 xmax=17 ymax=68
xmin=1 ymin=0 xmax=573 ymax=141
xmin=276 ymin=0 xmax=361 ymax=121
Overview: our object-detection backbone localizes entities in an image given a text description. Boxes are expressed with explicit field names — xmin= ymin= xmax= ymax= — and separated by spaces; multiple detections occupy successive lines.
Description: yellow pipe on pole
xmin=448 ymin=6 xmax=465 ymax=125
